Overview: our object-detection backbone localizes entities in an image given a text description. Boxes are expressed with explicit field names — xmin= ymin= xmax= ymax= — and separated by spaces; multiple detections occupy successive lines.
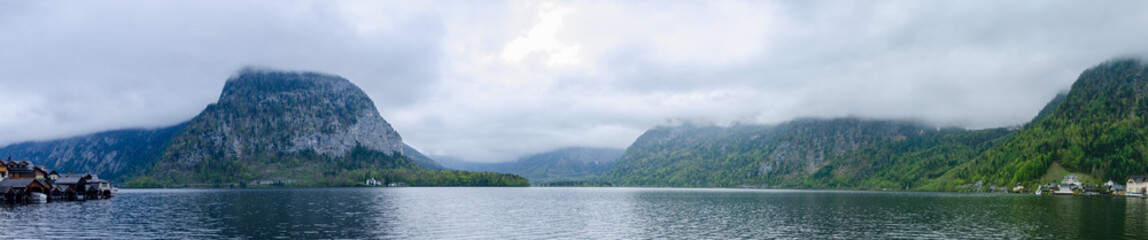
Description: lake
xmin=1 ymin=187 xmax=1145 ymax=239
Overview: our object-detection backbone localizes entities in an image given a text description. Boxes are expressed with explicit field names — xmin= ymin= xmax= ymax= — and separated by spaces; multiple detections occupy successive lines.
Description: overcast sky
xmin=2 ymin=1 xmax=1147 ymax=162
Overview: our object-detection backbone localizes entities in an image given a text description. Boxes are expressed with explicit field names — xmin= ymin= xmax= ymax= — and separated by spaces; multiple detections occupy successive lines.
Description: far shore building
xmin=1061 ymin=175 xmax=1082 ymax=187
xmin=1105 ymin=180 xmax=1126 ymax=195
xmin=1127 ymin=176 xmax=1148 ymax=196
xmin=366 ymin=178 xmax=382 ymax=186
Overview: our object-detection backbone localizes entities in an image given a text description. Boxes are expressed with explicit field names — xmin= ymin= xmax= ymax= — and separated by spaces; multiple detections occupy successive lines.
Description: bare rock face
xmin=757 ymin=119 xmax=918 ymax=176
xmin=162 ymin=68 xmax=403 ymax=166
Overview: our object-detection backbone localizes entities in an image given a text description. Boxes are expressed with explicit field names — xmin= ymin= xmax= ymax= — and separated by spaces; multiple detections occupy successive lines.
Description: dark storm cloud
xmin=3 ymin=1 xmax=1148 ymax=162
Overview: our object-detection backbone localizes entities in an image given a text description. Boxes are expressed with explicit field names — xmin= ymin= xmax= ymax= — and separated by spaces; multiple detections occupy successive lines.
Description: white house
xmin=1061 ymin=175 xmax=1082 ymax=187
xmin=366 ymin=178 xmax=382 ymax=186
xmin=1127 ymin=176 xmax=1148 ymax=196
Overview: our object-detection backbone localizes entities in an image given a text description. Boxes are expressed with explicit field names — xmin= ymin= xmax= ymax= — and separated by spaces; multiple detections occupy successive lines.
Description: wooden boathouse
xmin=0 ymin=159 xmax=113 ymax=202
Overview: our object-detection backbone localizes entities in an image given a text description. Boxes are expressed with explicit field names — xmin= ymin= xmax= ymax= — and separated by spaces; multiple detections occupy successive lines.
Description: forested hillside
xmin=810 ymin=127 xmax=1014 ymax=190
xmin=599 ymin=119 xmax=970 ymax=188
xmin=948 ymin=58 xmax=1148 ymax=188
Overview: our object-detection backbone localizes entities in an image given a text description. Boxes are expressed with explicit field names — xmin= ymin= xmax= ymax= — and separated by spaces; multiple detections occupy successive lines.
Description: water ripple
xmin=0 ymin=188 xmax=1139 ymax=239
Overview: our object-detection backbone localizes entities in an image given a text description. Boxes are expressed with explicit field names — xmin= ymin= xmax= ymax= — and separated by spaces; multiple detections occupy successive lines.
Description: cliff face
xmin=161 ymin=69 xmax=404 ymax=167
xmin=141 ymin=69 xmax=421 ymax=184
xmin=758 ymin=119 xmax=928 ymax=177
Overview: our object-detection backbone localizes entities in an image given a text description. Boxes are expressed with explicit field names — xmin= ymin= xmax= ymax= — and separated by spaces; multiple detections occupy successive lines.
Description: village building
xmin=1127 ymin=176 xmax=1148 ymax=196
xmin=0 ymin=158 xmax=113 ymax=202
xmin=1061 ymin=175 xmax=1082 ymax=187
xmin=366 ymin=178 xmax=382 ymax=186
xmin=0 ymin=178 xmax=52 ymax=202
xmin=0 ymin=178 xmax=50 ymax=194
xmin=5 ymin=161 xmax=35 ymax=179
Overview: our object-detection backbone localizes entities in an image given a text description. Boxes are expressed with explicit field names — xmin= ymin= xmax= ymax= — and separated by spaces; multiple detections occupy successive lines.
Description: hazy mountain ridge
xmin=403 ymin=144 xmax=445 ymax=170
xmin=441 ymin=147 xmax=623 ymax=184
xmin=0 ymin=123 xmax=187 ymax=182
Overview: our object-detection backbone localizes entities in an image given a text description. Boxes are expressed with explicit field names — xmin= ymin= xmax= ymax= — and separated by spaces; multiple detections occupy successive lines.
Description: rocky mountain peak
xmin=162 ymin=69 xmax=404 ymax=166
xmin=220 ymin=68 xmax=356 ymax=102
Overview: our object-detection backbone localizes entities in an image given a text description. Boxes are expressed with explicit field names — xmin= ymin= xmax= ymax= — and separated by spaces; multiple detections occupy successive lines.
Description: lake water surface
xmin=1 ymin=187 xmax=1146 ymax=239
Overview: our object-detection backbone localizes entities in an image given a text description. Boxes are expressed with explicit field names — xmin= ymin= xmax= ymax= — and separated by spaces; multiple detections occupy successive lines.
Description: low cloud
xmin=3 ymin=1 xmax=1147 ymax=162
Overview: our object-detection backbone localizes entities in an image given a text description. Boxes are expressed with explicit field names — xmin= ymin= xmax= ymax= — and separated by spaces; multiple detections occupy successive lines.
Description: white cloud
xmin=3 ymin=0 xmax=1148 ymax=162
xmin=500 ymin=2 xmax=582 ymax=67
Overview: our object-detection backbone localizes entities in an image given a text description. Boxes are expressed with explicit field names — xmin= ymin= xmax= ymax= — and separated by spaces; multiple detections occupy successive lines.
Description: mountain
xmin=0 ymin=123 xmax=187 ymax=182
xmin=501 ymin=147 xmax=623 ymax=184
xmin=599 ymin=119 xmax=973 ymax=187
xmin=599 ymin=117 xmax=1020 ymax=189
xmin=947 ymin=58 xmax=1148 ymax=188
xmin=165 ymin=69 xmax=405 ymax=161
xmin=438 ymin=147 xmax=623 ymax=184
xmin=2 ymin=68 xmax=527 ymax=187
xmin=144 ymin=69 xmax=527 ymax=186
xmin=437 ymin=156 xmax=515 ymax=172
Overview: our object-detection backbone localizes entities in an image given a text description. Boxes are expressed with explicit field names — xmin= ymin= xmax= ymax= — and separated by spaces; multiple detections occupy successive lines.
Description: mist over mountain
xmin=600 ymin=58 xmax=1148 ymax=191
xmin=2 ymin=57 xmax=1145 ymax=191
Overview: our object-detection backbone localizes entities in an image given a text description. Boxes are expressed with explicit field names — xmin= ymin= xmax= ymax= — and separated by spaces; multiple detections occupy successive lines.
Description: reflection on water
xmin=0 ymin=188 xmax=1144 ymax=239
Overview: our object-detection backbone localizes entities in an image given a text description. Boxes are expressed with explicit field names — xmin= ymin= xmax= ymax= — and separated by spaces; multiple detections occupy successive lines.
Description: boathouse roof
xmin=60 ymin=174 xmax=96 ymax=180
xmin=53 ymin=177 xmax=87 ymax=185
xmin=0 ymin=178 xmax=47 ymax=189
xmin=6 ymin=163 xmax=33 ymax=172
